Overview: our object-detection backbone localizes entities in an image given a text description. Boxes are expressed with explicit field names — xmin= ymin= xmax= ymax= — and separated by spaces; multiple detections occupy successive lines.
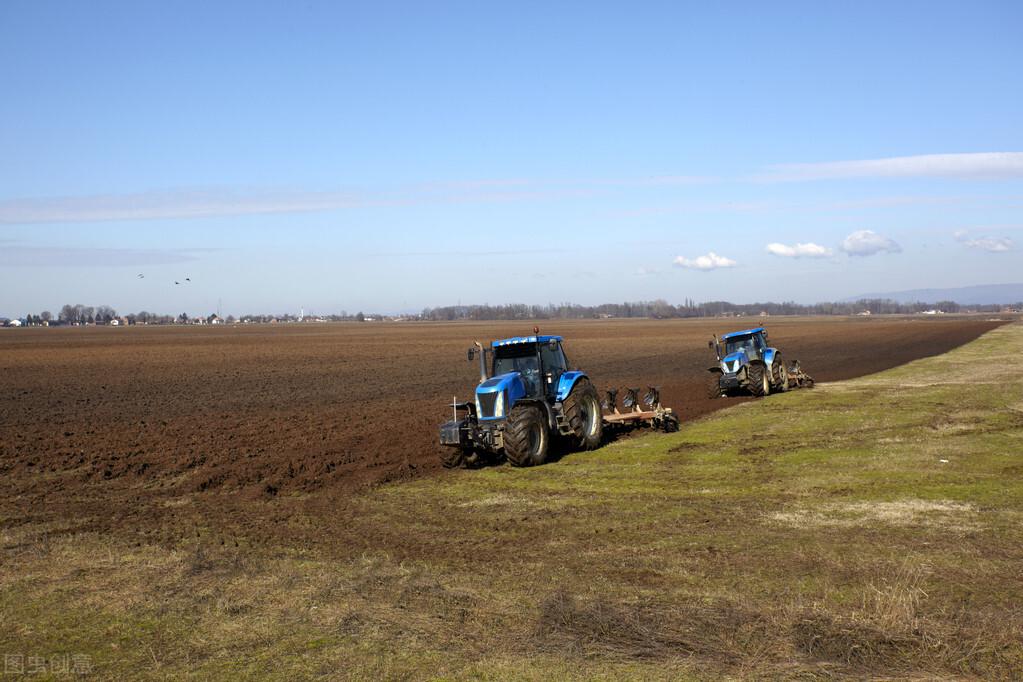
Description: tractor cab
xmin=491 ymin=335 xmax=568 ymax=399
xmin=720 ymin=328 xmax=769 ymax=368
xmin=468 ymin=335 xmax=573 ymax=421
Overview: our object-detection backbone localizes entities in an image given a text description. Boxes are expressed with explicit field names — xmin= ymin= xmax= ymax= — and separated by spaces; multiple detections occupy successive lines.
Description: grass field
xmin=3 ymin=322 xmax=1022 ymax=679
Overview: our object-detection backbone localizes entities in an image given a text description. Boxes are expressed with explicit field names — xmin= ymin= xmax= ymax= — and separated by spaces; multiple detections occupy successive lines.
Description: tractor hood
xmin=475 ymin=372 xmax=527 ymax=420
xmin=721 ymin=350 xmax=749 ymax=374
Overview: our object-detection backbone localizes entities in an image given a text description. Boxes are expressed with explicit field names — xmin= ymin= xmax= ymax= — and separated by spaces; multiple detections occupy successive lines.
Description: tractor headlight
xmin=493 ymin=391 xmax=506 ymax=418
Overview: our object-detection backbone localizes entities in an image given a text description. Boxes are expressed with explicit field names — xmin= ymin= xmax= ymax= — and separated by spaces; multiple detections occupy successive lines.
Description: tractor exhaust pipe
xmin=474 ymin=341 xmax=489 ymax=383
xmin=709 ymin=335 xmax=722 ymax=362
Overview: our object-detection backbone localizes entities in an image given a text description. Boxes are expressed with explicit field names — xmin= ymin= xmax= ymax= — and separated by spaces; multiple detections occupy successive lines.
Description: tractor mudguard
xmin=762 ymin=348 xmax=778 ymax=367
xmin=555 ymin=371 xmax=587 ymax=402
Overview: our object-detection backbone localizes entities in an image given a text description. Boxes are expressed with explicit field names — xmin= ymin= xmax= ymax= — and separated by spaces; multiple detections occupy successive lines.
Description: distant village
xmin=0 ymin=304 xmax=415 ymax=328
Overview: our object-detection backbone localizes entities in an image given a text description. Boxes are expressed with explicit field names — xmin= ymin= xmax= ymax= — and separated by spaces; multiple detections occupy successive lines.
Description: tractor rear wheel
xmin=775 ymin=356 xmax=790 ymax=392
xmin=707 ymin=372 xmax=723 ymax=399
xmin=504 ymin=404 xmax=549 ymax=467
xmin=748 ymin=363 xmax=770 ymax=397
xmin=562 ymin=379 xmax=603 ymax=450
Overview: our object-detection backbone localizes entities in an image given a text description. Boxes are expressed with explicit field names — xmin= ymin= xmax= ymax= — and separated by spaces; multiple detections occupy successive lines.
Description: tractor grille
xmin=478 ymin=392 xmax=500 ymax=418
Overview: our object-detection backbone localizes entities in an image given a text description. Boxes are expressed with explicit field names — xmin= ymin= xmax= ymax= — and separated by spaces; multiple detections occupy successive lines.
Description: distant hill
xmin=848 ymin=283 xmax=1023 ymax=305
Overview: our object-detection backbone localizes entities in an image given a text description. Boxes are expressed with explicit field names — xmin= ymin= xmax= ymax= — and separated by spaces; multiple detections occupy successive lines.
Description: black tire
xmin=440 ymin=447 xmax=467 ymax=469
xmin=707 ymin=372 xmax=723 ymax=399
xmin=774 ymin=355 xmax=789 ymax=392
xmin=562 ymin=379 xmax=603 ymax=450
xmin=504 ymin=404 xmax=549 ymax=467
xmin=748 ymin=363 xmax=770 ymax=397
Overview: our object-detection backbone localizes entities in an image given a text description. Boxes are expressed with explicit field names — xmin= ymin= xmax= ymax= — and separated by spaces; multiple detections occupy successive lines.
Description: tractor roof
xmin=721 ymin=327 xmax=765 ymax=340
xmin=492 ymin=334 xmax=563 ymax=348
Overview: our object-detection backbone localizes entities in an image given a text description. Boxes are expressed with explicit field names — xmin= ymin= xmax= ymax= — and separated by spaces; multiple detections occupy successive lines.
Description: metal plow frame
xmin=600 ymin=387 xmax=679 ymax=433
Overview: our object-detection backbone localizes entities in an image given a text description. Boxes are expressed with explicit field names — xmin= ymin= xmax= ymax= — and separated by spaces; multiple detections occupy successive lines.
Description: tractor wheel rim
xmin=527 ymin=422 xmax=542 ymax=454
xmin=582 ymin=397 xmax=598 ymax=435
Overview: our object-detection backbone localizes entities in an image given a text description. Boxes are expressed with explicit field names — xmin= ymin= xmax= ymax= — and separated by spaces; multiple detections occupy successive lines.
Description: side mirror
xmin=467 ymin=348 xmax=475 ymax=361
xmin=707 ymin=340 xmax=714 ymax=349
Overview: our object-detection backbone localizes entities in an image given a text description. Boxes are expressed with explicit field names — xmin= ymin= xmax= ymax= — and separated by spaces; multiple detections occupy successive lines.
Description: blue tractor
xmin=439 ymin=331 xmax=603 ymax=467
xmin=707 ymin=327 xmax=795 ymax=398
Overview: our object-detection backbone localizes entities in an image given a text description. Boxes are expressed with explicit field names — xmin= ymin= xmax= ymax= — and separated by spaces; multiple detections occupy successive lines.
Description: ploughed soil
xmin=0 ymin=316 xmax=1008 ymax=545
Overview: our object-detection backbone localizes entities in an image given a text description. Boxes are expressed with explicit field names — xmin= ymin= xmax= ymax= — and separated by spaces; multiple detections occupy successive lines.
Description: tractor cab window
xmin=493 ymin=345 xmax=542 ymax=395
xmin=725 ymin=335 xmax=758 ymax=355
xmin=540 ymin=342 xmax=568 ymax=391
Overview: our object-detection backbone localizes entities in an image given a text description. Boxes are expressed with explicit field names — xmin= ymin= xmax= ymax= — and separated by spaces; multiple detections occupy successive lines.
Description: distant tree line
xmin=420 ymin=298 xmax=1021 ymax=321
xmin=10 ymin=298 xmax=1019 ymax=328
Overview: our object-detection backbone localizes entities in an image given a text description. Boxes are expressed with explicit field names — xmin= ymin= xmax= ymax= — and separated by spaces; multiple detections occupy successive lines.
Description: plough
xmin=600 ymin=386 xmax=679 ymax=433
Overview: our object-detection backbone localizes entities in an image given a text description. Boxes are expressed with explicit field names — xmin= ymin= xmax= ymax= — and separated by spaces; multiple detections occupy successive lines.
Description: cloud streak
xmin=0 ymin=189 xmax=368 ymax=224
xmin=0 ymin=244 xmax=216 ymax=267
xmin=0 ymin=175 xmax=718 ymax=225
xmin=761 ymin=152 xmax=1023 ymax=182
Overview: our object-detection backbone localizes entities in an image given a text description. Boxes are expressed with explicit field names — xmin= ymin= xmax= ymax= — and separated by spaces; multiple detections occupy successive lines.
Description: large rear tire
xmin=504 ymin=404 xmax=549 ymax=467
xmin=562 ymin=378 xmax=603 ymax=450
xmin=748 ymin=363 xmax=770 ymax=397
xmin=774 ymin=355 xmax=789 ymax=392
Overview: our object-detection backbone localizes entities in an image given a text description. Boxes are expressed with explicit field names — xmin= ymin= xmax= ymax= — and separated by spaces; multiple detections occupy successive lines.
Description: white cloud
xmin=840 ymin=230 xmax=901 ymax=257
xmin=766 ymin=242 xmax=833 ymax=258
xmin=954 ymin=231 xmax=1014 ymax=252
xmin=762 ymin=152 xmax=1023 ymax=182
xmin=672 ymin=252 xmax=737 ymax=270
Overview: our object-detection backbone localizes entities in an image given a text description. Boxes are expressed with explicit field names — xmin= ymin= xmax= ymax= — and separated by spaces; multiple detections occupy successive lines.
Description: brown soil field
xmin=0 ymin=316 xmax=1008 ymax=545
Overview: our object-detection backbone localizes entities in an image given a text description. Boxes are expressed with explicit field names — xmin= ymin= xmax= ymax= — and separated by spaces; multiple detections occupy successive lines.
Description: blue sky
xmin=1 ymin=1 xmax=1021 ymax=316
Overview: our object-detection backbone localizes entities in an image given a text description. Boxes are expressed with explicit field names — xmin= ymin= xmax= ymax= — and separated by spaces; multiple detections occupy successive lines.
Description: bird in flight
xmin=137 ymin=273 xmax=145 ymax=279
xmin=174 ymin=281 xmax=180 ymax=285
xmin=185 ymin=278 xmax=191 ymax=282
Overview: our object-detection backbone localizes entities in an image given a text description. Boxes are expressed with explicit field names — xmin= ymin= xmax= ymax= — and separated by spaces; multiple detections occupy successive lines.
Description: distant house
xmin=7 ymin=319 xmax=23 ymax=327
xmin=109 ymin=318 xmax=120 ymax=326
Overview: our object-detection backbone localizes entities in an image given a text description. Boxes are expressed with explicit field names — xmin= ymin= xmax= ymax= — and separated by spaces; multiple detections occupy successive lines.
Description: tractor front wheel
xmin=562 ymin=379 xmax=603 ymax=450
xmin=440 ymin=446 xmax=468 ymax=469
xmin=707 ymin=372 xmax=723 ymax=399
xmin=748 ymin=363 xmax=770 ymax=397
xmin=504 ymin=404 xmax=549 ymax=467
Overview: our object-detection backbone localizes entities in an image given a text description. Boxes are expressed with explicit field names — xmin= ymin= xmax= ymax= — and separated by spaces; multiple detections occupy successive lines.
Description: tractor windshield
xmin=492 ymin=344 xmax=541 ymax=394
xmin=724 ymin=334 xmax=763 ymax=355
